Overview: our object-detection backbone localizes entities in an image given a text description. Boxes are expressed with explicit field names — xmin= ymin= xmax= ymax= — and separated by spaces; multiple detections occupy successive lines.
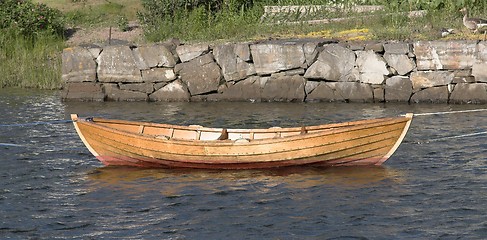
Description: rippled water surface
xmin=1 ymin=88 xmax=486 ymax=239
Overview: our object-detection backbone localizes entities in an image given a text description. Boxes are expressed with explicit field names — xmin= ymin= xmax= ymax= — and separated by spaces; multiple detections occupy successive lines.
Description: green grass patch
xmin=0 ymin=30 xmax=64 ymax=89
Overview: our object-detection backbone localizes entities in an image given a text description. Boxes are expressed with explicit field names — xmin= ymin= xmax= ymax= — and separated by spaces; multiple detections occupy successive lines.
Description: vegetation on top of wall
xmin=137 ymin=0 xmax=487 ymax=42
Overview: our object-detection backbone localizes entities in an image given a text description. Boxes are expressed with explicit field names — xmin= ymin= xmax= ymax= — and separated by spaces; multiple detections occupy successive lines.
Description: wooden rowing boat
xmin=71 ymin=113 xmax=413 ymax=169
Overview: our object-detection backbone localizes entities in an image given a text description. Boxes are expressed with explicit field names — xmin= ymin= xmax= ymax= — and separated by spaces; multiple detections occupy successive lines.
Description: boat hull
xmin=71 ymin=114 xmax=413 ymax=169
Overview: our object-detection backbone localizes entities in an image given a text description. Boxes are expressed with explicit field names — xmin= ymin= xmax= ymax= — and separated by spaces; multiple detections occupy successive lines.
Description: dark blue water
xmin=1 ymin=88 xmax=486 ymax=239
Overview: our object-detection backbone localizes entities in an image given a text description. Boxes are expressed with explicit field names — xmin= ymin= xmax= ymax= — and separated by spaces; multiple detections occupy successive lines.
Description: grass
xmin=32 ymin=0 xmax=487 ymax=42
xmin=33 ymin=0 xmax=142 ymax=27
xmin=0 ymin=30 xmax=64 ymax=89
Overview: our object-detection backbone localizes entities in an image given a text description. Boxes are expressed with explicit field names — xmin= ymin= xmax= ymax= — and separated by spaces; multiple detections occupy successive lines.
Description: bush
xmin=0 ymin=0 xmax=64 ymax=37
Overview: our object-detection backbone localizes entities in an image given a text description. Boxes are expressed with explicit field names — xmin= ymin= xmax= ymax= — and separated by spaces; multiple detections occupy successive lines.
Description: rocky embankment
xmin=62 ymin=39 xmax=487 ymax=103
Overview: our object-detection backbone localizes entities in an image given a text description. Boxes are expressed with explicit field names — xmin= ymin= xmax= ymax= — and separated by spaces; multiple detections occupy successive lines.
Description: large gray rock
xmin=472 ymin=63 xmax=487 ymax=83
xmin=450 ymin=83 xmax=487 ymax=104
xmin=323 ymin=82 xmax=374 ymax=102
xmin=62 ymin=82 xmax=104 ymax=101
xmin=234 ymin=43 xmax=251 ymax=62
xmin=62 ymin=47 xmax=97 ymax=82
xmin=414 ymin=41 xmax=478 ymax=70
xmin=306 ymin=81 xmax=376 ymax=102
xmin=305 ymin=81 xmax=338 ymax=102
xmin=175 ymin=53 xmax=222 ymax=95
xmin=97 ymin=45 xmax=142 ymax=83
xmin=250 ymin=42 xmax=306 ymax=75
xmin=303 ymin=42 xmax=321 ymax=67
xmin=385 ymin=76 xmax=412 ymax=102
xmin=384 ymin=42 xmax=412 ymax=54
xmin=410 ymin=71 xmax=454 ymax=90
xmin=261 ymin=73 xmax=305 ymax=102
xmin=149 ymin=80 xmax=190 ymax=102
xmin=384 ymin=53 xmax=416 ymax=75
xmin=356 ymin=50 xmax=388 ymax=84
xmin=334 ymin=82 xmax=374 ymax=102
xmin=477 ymin=41 xmax=487 ymax=61
xmin=133 ymin=45 xmax=176 ymax=69
xmin=141 ymin=68 xmax=176 ymax=82
xmin=119 ymin=83 xmax=154 ymax=94
xmin=218 ymin=76 xmax=262 ymax=101
xmin=104 ymin=83 xmax=148 ymax=101
xmin=305 ymin=44 xmax=356 ymax=81
xmin=176 ymin=44 xmax=209 ymax=62
xmin=213 ymin=43 xmax=256 ymax=82
xmin=410 ymin=86 xmax=449 ymax=103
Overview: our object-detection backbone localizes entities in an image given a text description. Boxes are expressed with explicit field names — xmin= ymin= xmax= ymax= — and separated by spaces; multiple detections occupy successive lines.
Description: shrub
xmin=0 ymin=0 xmax=64 ymax=37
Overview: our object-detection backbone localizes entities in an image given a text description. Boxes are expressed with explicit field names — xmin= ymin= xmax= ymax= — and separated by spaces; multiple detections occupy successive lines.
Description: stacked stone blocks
xmin=62 ymin=39 xmax=487 ymax=103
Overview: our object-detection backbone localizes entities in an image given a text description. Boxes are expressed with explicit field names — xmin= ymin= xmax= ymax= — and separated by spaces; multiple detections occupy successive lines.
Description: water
xmin=1 ymin=88 xmax=486 ymax=239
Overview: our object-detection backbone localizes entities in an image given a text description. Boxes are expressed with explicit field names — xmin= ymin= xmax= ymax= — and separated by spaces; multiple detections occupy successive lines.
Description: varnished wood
xmin=71 ymin=113 xmax=413 ymax=169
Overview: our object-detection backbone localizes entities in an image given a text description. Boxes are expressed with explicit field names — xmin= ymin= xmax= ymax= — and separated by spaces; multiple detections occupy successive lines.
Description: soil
xmin=65 ymin=21 xmax=145 ymax=46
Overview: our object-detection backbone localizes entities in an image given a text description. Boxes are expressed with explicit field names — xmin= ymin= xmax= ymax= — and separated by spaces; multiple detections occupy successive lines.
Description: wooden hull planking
xmin=71 ymin=113 xmax=413 ymax=169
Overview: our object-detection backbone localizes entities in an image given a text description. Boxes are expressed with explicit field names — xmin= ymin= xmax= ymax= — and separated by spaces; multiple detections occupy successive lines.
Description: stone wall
xmin=62 ymin=39 xmax=487 ymax=104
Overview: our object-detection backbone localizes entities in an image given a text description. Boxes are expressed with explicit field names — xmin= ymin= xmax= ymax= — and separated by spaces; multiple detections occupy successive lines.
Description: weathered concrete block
xmin=384 ymin=42 xmax=412 ymax=54
xmin=383 ymin=53 xmax=416 ymax=75
xmin=305 ymin=44 xmax=356 ymax=81
xmin=133 ymin=45 xmax=176 ymax=69
xmin=385 ymin=76 xmax=412 ymax=102
xmin=141 ymin=68 xmax=176 ymax=82
xmin=97 ymin=45 xmax=142 ymax=83
xmin=219 ymin=76 xmax=262 ymax=101
xmin=104 ymin=83 xmax=148 ymax=101
xmin=119 ymin=83 xmax=154 ymax=94
xmin=450 ymin=83 xmax=487 ymax=104
xmin=62 ymin=82 xmax=104 ymax=101
xmin=149 ymin=80 xmax=190 ymax=102
xmin=261 ymin=73 xmax=305 ymax=102
xmin=62 ymin=47 xmax=97 ymax=82
xmin=410 ymin=71 xmax=454 ymax=90
xmin=213 ymin=43 xmax=256 ymax=82
xmin=356 ymin=50 xmax=389 ymax=84
xmin=410 ymin=86 xmax=449 ymax=103
xmin=414 ymin=41 xmax=478 ymax=70
xmin=250 ymin=42 xmax=306 ymax=75
xmin=176 ymin=44 xmax=209 ymax=62
xmin=472 ymin=63 xmax=487 ymax=83
xmin=175 ymin=53 xmax=222 ymax=95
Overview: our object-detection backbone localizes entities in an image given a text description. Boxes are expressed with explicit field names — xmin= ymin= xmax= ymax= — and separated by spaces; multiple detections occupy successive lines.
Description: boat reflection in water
xmin=86 ymin=166 xmax=406 ymax=195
